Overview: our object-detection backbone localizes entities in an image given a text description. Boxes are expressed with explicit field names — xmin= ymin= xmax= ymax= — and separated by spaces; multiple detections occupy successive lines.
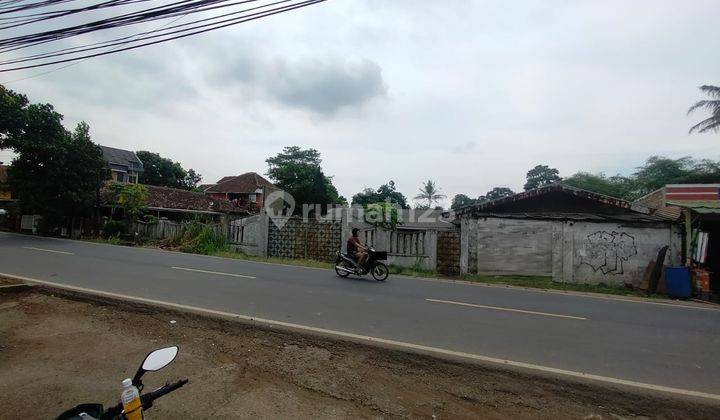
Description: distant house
xmin=99 ymin=145 xmax=144 ymax=184
xmin=100 ymin=184 xmax=250 ymax=221
xmin=203 ymin=172 xmax=278 ymax=210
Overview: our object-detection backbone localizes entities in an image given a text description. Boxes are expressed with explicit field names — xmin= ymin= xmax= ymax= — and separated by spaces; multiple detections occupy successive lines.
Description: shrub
xmin=364 ymin=202 xmax=401 ymax=230
xmin=102 ymin=220 xmax=125 ymax=238
xmin=166 ymin=220 xmax=228 ymax=255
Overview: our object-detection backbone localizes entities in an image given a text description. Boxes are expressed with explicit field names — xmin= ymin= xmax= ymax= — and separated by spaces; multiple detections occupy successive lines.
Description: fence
xmin=226 ymin=209 xmax=461 ymax=273
xmin=132 ymin=219 xmax=182 ymax=239
xmin=268 ymin=217 xmax=342 ymax=262
xmin=131 ymin=219 xmax=224 ymax=240
xmin=229 ymin=214 xmax=265 ymax=256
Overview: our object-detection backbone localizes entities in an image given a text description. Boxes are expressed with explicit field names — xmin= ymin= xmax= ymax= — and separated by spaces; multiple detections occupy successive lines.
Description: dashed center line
xmin=426 ymin=298 xmax=587 ymax=320
xmin=171 ymin=266 xmax=256 ymax=279
xmin=22 ymin=246 xmax=74 ymax=255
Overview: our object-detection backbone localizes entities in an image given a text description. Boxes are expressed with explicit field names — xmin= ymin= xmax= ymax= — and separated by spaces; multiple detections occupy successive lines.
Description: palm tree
xmin=688 ymin=85 xmax=720 ymax=134
xmin=414 ymin=179 xmax=446 ymax=208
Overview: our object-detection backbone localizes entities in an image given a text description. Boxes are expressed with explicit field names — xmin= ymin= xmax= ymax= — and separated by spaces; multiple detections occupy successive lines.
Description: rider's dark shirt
xmin=347 ymin=237 xmax=359 ymax=256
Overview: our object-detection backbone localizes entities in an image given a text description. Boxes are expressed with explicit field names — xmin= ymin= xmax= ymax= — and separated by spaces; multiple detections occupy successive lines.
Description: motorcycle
xmin=57 ymin=346 xmax=188 ymax=420
xmin=335 ymin=247 xmax=389 ymax=281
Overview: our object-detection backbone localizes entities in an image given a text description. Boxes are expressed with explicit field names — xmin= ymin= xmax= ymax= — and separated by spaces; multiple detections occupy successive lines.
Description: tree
xmin=484 ymin=187 xmax=515 ymax=200
xmin=184 ymin=169 xmax=202 ymax=190
xmin=524 ymin=164 xmax=561 ymax=190
xmin=630 ymin=156 xmax=720 ymax=199
xmin=562 ymin=157 xmax=720 ymax=200
xmin=414 ymin=180 xmax=446 ymax=208
xmin=136 ymin=151 xmax=201 ymax=190
xmin=688 ymin=85 xmax=720 ymax=134
xmin=1 ymin=85 xmax=109 ymax=232
xmin=351 ymin=180 xmax=408 ymax=208
xmin=109 ymin=182 xmax=148 ymax=225
xmin=265 ymin=146 xmax=344 ymax=212
xmin=563 ymin=172 xmax=632 ymax=199
xmin=450 ymin=194 xmax=476 ymax=210
xmin=364 ymin=202 xmax=401 ymax=230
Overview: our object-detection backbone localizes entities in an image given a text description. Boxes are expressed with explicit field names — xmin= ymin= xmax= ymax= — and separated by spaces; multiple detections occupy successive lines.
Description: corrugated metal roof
xmin=666 ymin=200 xmax=720 ymax=214
xmin=469 ymin=212 xmax=669 ymax=223
xmin=454 ymin=183 xmax=634 ymax=217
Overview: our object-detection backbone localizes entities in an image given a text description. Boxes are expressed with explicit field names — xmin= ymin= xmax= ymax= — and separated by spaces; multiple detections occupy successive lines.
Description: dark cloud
xmin=209 ymin=46 xmax=387 ymax=115
xmin=268 ymin=58 xmax=386 ymax=115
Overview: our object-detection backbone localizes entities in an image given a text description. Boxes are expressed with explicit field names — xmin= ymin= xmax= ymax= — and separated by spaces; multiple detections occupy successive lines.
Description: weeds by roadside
xmin=209 ymin=248 xmax=649 ymax=297
xmin=84 ymin=228 xmax=655 ymax=298
xmin=211 ymin=250 xmax=334 ymax=269
xmin=162 ymin=220 xmax=229 ymax=255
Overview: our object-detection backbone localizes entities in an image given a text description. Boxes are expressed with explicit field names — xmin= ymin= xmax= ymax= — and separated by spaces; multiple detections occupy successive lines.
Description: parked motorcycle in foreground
xmin=335 ymin=248 xmax=389 ymax=281
xmin=57 ymin=346 xmax=188 ymax=420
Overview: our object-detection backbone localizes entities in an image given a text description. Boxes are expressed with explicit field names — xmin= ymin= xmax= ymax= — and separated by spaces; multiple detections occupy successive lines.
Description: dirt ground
xmin=0 ymin=283 xmax=718 ymax=419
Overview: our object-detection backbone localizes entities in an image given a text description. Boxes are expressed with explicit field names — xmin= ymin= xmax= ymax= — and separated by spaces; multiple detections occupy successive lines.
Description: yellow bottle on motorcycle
xmin=121 ymin=378 xmax=144 ymax=420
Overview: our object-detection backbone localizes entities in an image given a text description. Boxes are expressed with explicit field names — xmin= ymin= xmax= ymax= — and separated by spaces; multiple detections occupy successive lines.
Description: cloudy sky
xmin=1 ymin=0 xmax=718 ymax=207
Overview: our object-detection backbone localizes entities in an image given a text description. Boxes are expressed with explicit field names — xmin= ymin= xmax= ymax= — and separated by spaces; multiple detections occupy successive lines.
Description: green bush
xmin=102 ymin=220 xmax=125 ymax=238
xmin=166 ymin=220 xmax=228 ymax=255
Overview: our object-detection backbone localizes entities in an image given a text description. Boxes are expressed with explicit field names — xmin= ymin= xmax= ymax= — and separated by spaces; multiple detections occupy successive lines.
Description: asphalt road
xmin=2 ymin=232 xmax=720 ymax=398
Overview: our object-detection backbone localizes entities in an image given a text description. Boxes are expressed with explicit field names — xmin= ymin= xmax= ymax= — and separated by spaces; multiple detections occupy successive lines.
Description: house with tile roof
xmin=99 ymin=145 xmax=144 ymax=184
xmin=202 ymin=172 xmax=278 ymax=211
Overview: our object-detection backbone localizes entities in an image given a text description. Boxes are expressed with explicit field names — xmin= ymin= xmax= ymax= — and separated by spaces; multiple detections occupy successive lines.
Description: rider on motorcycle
xmin=347 ymin=228 xmax=369 ymax=267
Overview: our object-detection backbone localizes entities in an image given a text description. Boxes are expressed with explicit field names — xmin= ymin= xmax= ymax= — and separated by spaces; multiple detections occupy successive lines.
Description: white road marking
xmin=0 ymin=272 xmax=719 ymax=402
xmin=171 ymin=266 xmax=256 ymax=279
xmin=426 ymin=298 xmax=588 ymax=320
xmin=22 ymin=246 xmax=74 ymax=255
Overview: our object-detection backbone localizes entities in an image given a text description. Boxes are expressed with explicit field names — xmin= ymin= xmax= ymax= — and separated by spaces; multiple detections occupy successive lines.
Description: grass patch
xmin=211 ymin=250 xmax=334 ymax=270
xmin=458 ymin=274 xmax=649 ymax=296
xmin=383 ymin=263 xmax=650 ymax=297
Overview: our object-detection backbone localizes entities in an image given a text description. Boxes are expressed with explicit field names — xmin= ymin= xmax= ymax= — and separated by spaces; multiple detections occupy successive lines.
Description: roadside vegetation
xmin=161 ymin=220 xmax=229 ymax=255
xmin=387 ymin=265 xmax=650 ymax=297
xmin=187 ymin=247 xmax=650 ymax=298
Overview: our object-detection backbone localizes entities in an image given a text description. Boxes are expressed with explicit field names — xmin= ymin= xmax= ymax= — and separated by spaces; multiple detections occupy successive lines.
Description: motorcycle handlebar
xmin=142 ymin=379 xmax=189 ymax=409
xmin=101 ymin=379 xmax=188 ymax=419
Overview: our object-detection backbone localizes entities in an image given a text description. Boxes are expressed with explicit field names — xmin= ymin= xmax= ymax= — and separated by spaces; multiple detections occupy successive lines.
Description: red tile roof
xmin=205 ymin=172 xmax=277 ymax=194
xmin=101 ymin=183 xmax=250 ymax=215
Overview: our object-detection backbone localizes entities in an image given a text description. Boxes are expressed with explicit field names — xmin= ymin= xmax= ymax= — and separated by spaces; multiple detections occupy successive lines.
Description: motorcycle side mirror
xmin=132 ymin=346 xmax=179 ymax=386
xmin=142 ymin=346 xmax=179 ymax=371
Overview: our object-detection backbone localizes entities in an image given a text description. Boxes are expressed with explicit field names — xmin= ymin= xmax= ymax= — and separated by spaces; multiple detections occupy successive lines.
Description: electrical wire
xmin=0 ymin=0 xmax=326 ymax=72
xmin=0 ymin=0 xmax=293 ymax=63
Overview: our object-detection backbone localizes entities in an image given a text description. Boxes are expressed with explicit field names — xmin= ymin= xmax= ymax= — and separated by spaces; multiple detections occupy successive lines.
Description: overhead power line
xmin=0 ymin=0 xmax=328 ymax=73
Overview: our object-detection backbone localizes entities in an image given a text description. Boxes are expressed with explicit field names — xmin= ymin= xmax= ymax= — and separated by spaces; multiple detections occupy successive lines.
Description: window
xmin=113 ymin=171 xmax=125 ymax=182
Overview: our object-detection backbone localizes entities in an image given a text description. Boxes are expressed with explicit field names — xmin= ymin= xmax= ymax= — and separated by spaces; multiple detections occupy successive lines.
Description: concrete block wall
xmin=229 ymin=214 xmax=267 ymax=256
xmin=553 ymin=220 xmax=682 ymax=286
xmin=460 ymin=217 xmax=681 ymax=285
xmin=461 ymin=218 xmax=553 ymax=276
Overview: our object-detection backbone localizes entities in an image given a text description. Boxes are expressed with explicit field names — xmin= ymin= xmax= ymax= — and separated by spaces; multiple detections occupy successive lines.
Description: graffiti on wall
xmin=581 ymin=231 xmax=637 ymax=275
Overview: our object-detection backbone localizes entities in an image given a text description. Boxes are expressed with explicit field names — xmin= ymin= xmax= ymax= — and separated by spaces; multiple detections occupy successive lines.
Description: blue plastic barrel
xmin=664 ymin=267 xmax=691 ymax=298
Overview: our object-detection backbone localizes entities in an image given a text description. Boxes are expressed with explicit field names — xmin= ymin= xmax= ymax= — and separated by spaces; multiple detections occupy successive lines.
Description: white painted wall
xmin=461 ymin=217 xmax=681 ymax=285
xmin=554 ymin=220 xmax=682 ymax=285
